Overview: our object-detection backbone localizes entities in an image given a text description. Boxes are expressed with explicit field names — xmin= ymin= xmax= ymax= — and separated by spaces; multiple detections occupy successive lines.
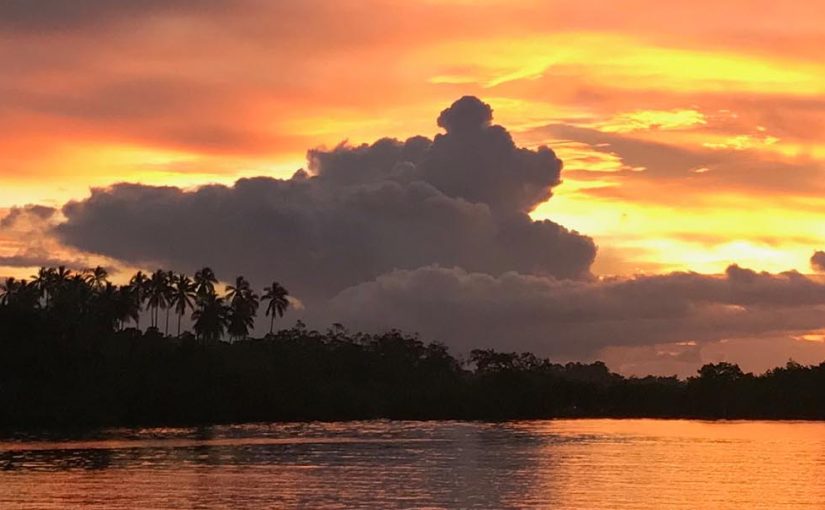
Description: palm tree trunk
xmin=177 ymin=313 xmax=182 ymax=337
xmin=270 ymin=314 xmax=275 ymax=335
xmin=165 ymin=307 xmax=170 ymax=335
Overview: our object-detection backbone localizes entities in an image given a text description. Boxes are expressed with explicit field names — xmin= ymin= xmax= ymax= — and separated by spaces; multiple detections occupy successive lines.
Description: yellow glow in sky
xmin=419 ymin=32 xmax=825 ymax=95
xmin=2 ymin=1 xmax=825 ymax=280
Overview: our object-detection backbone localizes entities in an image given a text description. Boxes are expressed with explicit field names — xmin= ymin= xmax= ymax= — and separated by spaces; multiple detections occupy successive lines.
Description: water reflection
xmin=1 ymin=420 xmax=824 ymax=509
xmin=1 ymin=447 xmax=113 ymax=472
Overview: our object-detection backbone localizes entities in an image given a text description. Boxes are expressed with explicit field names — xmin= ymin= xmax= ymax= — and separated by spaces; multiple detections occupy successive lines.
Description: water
xmin=1 ymin=419 xmax=824 ymax=509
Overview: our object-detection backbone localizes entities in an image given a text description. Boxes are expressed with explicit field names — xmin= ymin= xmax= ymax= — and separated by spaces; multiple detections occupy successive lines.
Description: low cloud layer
xmin=0 ymin=205 xmax=97 ymax=275
xmin=55 ymin=97 xmax=595 ymax=301
xmin=0 ymin=205 xmax=56 ymax=229
xmin=535 ymin=123 xmax=825 ymax=197
xmin=324 ymin=265 xmax=825 ymax=358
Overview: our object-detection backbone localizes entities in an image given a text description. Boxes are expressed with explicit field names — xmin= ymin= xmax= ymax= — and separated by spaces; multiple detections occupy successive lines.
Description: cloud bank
xmin=44 ymin=97 xmax=825 ymax=366
xmin=325 ymin=264 xmax=825 ymax=357
xmin=0 ymin=205 xmax=56 ymax=229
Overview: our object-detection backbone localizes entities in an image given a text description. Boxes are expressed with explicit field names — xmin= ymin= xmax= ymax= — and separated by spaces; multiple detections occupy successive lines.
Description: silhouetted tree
xmin=688 ymin=362 xmax=751 ymax=418
xmin=0 ymin=277 xmax=39 ymax=309
xmin=192 ymin=292 xmax=228 ymax=344
xmin=54 ymin=265 xmax=72 ymax=286
xmin=84 ymin=266 xmax=109 ymax=291
xmin=31 ymin=266 xmax=56 ymax=308
xmin=225 ymin=276 xmax=259 ymax=342
xmin=147 ymin=270 xmax=169 ymax=330
xmin=114 ymin=283 xmax=141 ymax=330
xmin=194 ymin=267 xmax=218 ymax=300
xmin=262 ymin=281 xmax=290 ymax=335
xmin=164 ymin=270 xmax=175 ymax=335
xmin=170 ymin=273 xmax=196 ymax=336
xmin=0 ymin=277 xmax=19 ymax=306
xmin=128 ymin=270 xmax=149 ymax=329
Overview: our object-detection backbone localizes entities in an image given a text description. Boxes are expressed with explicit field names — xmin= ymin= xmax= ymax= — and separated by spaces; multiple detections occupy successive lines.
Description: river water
xmin=1 ymin=419 xmax=824 ymax=509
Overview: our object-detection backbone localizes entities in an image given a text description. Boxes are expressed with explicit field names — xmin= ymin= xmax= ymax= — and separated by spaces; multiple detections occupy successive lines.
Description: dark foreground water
xmin=1 ymin=419 xmax=824 ymax=509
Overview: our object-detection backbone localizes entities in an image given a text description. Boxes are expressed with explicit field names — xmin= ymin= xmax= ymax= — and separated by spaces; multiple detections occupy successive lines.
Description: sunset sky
xmin=3 ymin=0 xmax=825 ymax=375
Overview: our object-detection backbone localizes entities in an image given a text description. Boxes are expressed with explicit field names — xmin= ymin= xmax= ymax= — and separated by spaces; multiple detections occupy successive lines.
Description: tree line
xmin=0 ymin=265 xmax=290 ymax=341
xmin=1 ymin=265 xmax=825 ymax=430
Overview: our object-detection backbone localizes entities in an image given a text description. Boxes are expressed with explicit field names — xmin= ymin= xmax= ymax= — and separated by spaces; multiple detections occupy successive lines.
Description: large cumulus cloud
xmin=55 ymin=97 xmax=595 ymax=302
xmin=324 ymin=264 xmax=825 ymax=357
xmin=309 ymin=96 xmax=563 ymax=214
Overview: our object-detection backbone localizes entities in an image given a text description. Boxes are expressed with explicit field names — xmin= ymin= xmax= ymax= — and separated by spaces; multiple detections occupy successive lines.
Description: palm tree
xmin=194 ymin=267 xmax=218 ymax=300
xmin=47 ymin=266 xmax=72 ymax=309
xmin=0 ymin=278 xmax=39 ymax=309
xmin=170 ymin=273 xmax=196 ymax=336
xmin=66 ymin=273 xmax=93 ymax=314
xmin=0 ymin=277 xmax=21 ymax=306
xmin=164 ymin=270 xmax=175 ymax=335
xmin=83 ymin=266 xmax=109 ymax=291
xmin=225 ymin=275 xmax=252 ymax=302
xmin=54 ymin=265 xmax=72 ymax=283
xmin=114 ymin=284 xmax=141 ymax=330
xmin=146 ymin=269 xmax=170 ymax=330
xmin=93 ymin=282 xmax=120 ymax=330
xmin=227 ymin=302 xmax=256 ymax=342
xmin=192 ymin=293 xmax=228 ymax=344
xmin=129 ymin=271 xmax=149 ymax=329
xmin=262 ymin=281 xmax=289 ymax=335
xmin=31 ymin=267 xmax=56 ymax=308
xmin=225 ymin=276 xmax=259 ymax=342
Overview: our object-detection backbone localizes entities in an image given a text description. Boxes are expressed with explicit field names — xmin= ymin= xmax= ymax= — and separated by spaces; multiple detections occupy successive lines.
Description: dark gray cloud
xmin=425 ymin=99 xmax=563 ymax=214
xmin=811 ymin=251 xmax=825 ymax=272
xmin=310 ymin=96 xmax=564 ymax=214
xmin=324 ymin=264 xmax=825 ymax=357
xmin=55 ymin=97 xmax=595 ymax=301
xmin=0 ymin=0 xmax=227 ymax=32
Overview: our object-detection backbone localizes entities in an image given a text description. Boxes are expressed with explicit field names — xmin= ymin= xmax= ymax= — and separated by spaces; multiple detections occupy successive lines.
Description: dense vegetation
xmin=2 ymin=266 xmax=825 ymax=430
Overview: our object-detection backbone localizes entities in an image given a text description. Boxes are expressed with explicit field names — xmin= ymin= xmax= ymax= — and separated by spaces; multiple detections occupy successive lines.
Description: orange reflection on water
xmin=516 ymin=419 xmax=825 ymax=509
xmin=1 ymin=420 xmax=824 ymax=509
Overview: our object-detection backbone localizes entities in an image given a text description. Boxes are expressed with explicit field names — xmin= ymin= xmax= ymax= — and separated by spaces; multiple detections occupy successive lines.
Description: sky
xmin=2 ymin=0 xmax=825 ymax=375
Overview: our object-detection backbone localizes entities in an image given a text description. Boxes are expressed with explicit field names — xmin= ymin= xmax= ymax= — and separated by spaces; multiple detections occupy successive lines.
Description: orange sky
xmin=3 ymin=0 xmax=824 ymax=280
xmin=0 ymin=0 xmax=825 ymax=274
xmin=3 ymin=0 xmax=825 ymax=374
